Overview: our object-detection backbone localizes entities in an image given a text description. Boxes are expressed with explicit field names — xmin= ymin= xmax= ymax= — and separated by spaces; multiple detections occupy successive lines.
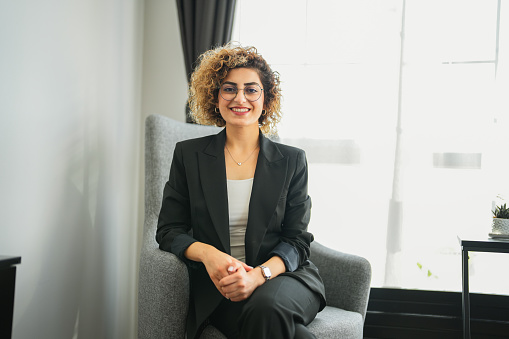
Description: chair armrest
xmin=310 ymin=242 xmax=371 ymax=321
xmin=138 ymin=246 xmax=189 ymax=339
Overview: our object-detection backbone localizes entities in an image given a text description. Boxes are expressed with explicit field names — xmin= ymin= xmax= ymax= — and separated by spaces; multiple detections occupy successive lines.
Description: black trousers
xmin=209 ymin=275 xmax=321 ymax=339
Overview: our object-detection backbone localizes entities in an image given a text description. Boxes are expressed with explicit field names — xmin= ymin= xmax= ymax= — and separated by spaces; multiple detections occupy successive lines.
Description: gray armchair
xmin=138 ymin=114 xmax=372 ymax=339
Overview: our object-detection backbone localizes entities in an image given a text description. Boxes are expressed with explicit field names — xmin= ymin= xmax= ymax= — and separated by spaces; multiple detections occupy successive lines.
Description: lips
xmin=230 ymin=107 xmax=251 ymax=115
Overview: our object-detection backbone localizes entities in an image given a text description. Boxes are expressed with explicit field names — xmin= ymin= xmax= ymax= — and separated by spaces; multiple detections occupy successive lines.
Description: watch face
xmin=262 ymin=266 xmax=271 ymax=279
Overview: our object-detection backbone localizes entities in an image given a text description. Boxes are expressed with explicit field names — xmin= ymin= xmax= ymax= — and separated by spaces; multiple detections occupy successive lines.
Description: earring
xmin=262 ymin=110 xmax=267 ymax=116
xmin=215 ymin=107 xmax=220 ymax=114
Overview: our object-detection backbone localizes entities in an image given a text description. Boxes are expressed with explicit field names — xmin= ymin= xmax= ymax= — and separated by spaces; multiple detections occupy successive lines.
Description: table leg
xmin=462 ymin=248 xmax=470 ymax=339
xmin=0 ymin=266 xmax=17 ymax=339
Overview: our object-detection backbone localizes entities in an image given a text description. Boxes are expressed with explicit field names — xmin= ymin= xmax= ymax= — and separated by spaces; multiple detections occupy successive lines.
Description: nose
xmin=234 ymin=89 xmax=248 ymax=103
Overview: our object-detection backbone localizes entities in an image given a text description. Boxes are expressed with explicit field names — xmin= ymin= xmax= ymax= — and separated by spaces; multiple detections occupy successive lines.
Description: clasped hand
xmin=202 ymin=249 xmax=261 ymax=302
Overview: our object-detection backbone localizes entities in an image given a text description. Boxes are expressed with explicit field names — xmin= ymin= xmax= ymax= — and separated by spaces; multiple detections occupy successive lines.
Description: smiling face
xmin=217 ymin=67 xmax=265 ymax=130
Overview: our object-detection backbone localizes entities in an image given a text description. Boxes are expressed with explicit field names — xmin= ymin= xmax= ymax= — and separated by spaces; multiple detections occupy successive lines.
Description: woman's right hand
xmin=202 ymin=248 xmax=252 ymax=297
xmin=184 ymin=242 xmax=252 ymax=297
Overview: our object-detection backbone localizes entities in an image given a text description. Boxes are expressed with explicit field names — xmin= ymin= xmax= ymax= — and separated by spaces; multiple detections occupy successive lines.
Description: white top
xmin=227 ymin=178 xmax=254 ymax=262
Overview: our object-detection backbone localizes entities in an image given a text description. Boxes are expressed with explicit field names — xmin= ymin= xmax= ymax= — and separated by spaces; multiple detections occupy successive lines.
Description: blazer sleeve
xmin=155 ymin=142 xmax=198 ymax=265
xmin=269 ymin=149 xmax=313 ymax=271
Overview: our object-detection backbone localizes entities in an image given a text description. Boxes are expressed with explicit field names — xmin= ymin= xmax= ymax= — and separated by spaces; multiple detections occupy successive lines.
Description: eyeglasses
xmin=219 ymin=83 xmax=264 ymax=102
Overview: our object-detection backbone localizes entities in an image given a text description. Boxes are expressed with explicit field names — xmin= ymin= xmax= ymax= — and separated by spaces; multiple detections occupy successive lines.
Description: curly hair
xmin=188 ymin=43 xmax=282 ymax=135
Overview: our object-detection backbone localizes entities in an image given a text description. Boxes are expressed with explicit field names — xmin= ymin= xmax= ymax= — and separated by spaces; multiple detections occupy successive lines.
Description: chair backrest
xmin=143 ymin=114 xmax=220 ymax=249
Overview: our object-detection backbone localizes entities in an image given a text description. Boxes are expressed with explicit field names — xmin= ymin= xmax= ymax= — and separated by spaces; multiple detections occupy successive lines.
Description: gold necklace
xmin=225 ymin=145 xmax=259 ymax=166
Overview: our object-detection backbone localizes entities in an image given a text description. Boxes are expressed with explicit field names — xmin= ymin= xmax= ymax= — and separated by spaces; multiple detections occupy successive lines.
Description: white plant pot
xmin=492 ymin=218 xmax=509 ymax=235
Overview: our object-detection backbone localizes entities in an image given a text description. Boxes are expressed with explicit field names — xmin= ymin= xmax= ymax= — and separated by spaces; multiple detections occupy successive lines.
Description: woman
xmin=156 ymin=44 xmax=326 ymax=339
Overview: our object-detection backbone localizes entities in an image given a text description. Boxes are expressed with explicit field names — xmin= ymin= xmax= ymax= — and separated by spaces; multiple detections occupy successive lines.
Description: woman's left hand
xmin=218 ymin=266 xmax=265 ymax=302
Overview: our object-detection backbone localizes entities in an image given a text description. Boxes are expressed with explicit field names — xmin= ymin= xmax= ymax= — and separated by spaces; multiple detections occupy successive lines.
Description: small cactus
xmin=493 ymin=203 xmax=509 ymax=219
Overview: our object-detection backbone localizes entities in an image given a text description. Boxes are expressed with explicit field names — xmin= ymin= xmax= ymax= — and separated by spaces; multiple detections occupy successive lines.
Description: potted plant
xmin=491 ymin=203 xmax=509 ymax=235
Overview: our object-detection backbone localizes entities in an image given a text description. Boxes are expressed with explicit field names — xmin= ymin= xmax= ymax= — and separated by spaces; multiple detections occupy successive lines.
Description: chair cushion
xmin=307 ymin=306 xmax=363 ymax=339
xmin=199 ymin=306 xmax=363 ymax=339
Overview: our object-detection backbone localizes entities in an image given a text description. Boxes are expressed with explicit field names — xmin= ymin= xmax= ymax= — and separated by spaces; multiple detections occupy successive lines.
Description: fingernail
xmin=228 ymin=266 xmax=234 ymax=272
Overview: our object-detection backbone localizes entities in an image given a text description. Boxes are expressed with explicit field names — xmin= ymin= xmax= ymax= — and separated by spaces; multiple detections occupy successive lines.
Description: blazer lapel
xmin=245 ymin=133 xmax=288 ymax=264
xmin=198 ymin=129 xmax=230 ymax=253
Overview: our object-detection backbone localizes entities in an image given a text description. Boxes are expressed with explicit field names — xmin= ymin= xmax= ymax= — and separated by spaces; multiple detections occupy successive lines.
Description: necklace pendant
xmin=237 ymin=162 xmax=242 ymax=166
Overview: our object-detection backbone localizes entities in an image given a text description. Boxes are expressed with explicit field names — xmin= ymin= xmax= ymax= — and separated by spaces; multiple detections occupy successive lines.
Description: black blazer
xmin=156 ymin=129 xmax=326 ymax=339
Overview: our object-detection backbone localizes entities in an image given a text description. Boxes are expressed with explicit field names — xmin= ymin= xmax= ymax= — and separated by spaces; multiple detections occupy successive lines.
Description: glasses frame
xmin=219 ymin=83 xmax=264 ymax=102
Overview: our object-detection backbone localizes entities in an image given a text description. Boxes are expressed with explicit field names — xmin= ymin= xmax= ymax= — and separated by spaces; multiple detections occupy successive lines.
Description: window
xmin=233 ymin=0 xmax=509 ymax=293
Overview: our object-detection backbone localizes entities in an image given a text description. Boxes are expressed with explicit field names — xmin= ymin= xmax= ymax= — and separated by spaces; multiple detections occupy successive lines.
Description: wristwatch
xmin=258 ymin=265 xmax=272 ymax=281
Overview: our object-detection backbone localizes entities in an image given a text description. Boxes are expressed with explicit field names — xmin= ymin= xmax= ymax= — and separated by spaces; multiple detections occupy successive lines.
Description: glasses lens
xmin=220 ymin=84 xmax=237 ymax=101
xmin=244 ymin=84 xmax=262 ymax=102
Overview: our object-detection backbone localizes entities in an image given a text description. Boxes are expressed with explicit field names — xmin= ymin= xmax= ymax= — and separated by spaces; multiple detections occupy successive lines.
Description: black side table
xmin=458 ymin=235 xmax=509 ymax=339
xmin=0 ymin=256 xmax=21 ymax=339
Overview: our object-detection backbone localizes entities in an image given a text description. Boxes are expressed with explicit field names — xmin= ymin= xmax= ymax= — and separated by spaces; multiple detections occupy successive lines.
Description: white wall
xmin=142 ymin=0 xmax=189 ymax=123
xmin=0 ymin=1 xmax=143 ymax=338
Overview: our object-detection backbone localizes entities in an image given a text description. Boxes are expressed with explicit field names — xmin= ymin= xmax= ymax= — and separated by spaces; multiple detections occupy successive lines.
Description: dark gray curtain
xmin=176 ymin=0 xmax=237 ymax=122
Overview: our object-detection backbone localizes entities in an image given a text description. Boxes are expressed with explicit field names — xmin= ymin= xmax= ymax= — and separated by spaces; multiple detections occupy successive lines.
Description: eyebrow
xmin=223 ymin=81 xmax=260 ymax=86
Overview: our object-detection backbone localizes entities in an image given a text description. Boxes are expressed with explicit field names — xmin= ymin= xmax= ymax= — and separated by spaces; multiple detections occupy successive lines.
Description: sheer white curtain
xmin=232 ymin=0 xmax=509 ymax=293
xmin=0 ymin=1 xmax=142 ymax=338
